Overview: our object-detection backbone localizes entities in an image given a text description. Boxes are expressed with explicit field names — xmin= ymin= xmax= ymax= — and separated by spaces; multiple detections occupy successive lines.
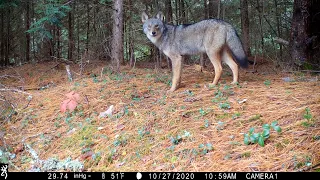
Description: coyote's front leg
xmin=168 ymin=55 xmax=183 ymax=92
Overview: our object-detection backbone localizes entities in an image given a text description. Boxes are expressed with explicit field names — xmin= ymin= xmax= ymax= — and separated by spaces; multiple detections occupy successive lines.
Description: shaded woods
xmin=0 ymin=0 xmax=319 ymax=70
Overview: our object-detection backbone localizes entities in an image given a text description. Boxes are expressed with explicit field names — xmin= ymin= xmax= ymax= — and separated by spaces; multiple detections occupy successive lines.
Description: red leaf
xmin=67 ymin=100 xmax=78 ymax=112
xmin=65 ymin=91 xmax=75 ymax=99
xmin=60 ymin=99 xmax=71 ymax=113
xmin=60 ymin=91 xmax=81 ymax=113
xmin=65 ymin=91 xmax=80 ymax=102
xmin=80 ymin=151 xmax=94 ymax=161
xmin=72 ymin=93 xmax=80 ymax=102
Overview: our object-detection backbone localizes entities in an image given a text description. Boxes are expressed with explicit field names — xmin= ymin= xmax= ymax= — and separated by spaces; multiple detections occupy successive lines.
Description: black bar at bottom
xmin=2 ymin=172 xmax=319 ymax=180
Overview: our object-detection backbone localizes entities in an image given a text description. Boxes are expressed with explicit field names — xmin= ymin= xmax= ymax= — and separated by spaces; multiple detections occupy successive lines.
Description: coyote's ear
xmin=141 ymin=12 xmax=149 ymax=23
xmin=156 ymin=11 xmax=165 ymax=22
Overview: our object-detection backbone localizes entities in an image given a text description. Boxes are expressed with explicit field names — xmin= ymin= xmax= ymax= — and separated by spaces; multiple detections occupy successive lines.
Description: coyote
xmin=142 ymin=12 xmax=248 ymax=92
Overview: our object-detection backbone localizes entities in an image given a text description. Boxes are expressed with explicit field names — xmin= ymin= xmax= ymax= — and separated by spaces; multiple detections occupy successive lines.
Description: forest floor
xmin=0 ymin=59 xmax=319 ymax=172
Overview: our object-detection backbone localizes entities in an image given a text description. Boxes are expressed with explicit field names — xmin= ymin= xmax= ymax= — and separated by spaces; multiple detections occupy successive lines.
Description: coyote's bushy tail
xmin=226 ymin=29 xmax=248 ymax=68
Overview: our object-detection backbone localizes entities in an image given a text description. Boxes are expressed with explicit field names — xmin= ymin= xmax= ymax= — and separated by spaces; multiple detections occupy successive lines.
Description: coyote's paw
xmin=166 ymin=89 xmax=175 ymax=93
xmin=166 ymin=87 xmax=177 ymax=93
xmin=208 ymin=83 xmax=218 ymax=88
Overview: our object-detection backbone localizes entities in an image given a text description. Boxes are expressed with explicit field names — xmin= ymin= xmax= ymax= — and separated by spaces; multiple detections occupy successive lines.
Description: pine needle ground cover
xmin=0 ymin=61 xmax=319 ymax=172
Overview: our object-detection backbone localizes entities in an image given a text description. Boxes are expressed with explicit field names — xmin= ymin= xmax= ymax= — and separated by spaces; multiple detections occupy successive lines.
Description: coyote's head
xmin=141 ymin=12 xmax=165 ymax=43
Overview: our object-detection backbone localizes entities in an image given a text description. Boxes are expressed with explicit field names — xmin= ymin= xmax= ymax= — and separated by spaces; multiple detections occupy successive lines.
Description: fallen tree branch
xmin=0 ymin=88 xmax=32 ymax=96
xmin=274 ymin=37 xmax=289 ymax=45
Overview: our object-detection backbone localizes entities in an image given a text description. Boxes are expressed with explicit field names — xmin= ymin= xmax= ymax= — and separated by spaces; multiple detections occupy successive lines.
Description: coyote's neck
xmin=153 ymin=25 xmax=169 ymax=50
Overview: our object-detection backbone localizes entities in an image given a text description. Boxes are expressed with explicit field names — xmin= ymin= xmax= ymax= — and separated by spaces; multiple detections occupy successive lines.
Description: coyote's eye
xmin=155 ymin=25 xmax=159 ymax=28
xmin=148 ymin=25 xmax=151 ymax=29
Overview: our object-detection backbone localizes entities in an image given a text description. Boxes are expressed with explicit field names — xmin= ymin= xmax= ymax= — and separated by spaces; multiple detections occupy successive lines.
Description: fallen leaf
xmin=14 ymin=144 xmax=24 ymax=154
xmin=141 ymin=156 xmax=151 ymax=163
xmin=184 ymin=97 xmax=202 ymax=102
xmin=67 ymin=128 xmax=77 ymax=135
xmin=155 ymin=164 xmax=166 ymax=171
xmin=116 ymin=124 xmax=125 ymax=130
xmin=66 ymin=99 xmax=78 ymax=112
xmin=65 ymin=91 xmax=80 ymax=102
xmin=80 ymin=151 xmax=94 ymax=161
xmin=238 ymin=99 xmax=247 ymax=104
xmin=97 ymin=127 xmax=105 ymax=130
xmin=115 ymin=162 xmax=125 ymax=168
xmin=60 ymin=99 xmax=70 ymax=113
xmin=99 ymin=105 xmax=114 ymax=118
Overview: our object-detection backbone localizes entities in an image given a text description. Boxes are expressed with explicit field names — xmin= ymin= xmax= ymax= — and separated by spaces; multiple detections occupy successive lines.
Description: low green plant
xmin=264 ymin=80 xmax=271 ymax=87
xmin=244 ymin=121 xmax=282 ymax=147
xmin=216 ymin=121 xmax=225 ymax=130
xmin=169 ymin=131 xmax=191 ymax=145
xmin=198 ymin=143 xmax=213 ymax=155
xmin=204 ymin=120 xmax=210 ymax=128
xmin=248 ymin=114 xmax=262 ymax=122
xmin=302 ymin=107 xmax=314 ymax=127
xmin=199 ymin=108 xmax=207 ymax=116
xmin=219 ymin=102 xmax=231 ymax=109
xmin=232 ymin=112 xmax=241 ymax=120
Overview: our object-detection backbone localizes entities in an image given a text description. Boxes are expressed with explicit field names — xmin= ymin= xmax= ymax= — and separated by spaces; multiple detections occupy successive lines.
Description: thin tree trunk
xmin=180 ymin=0 xmax=186 ymax=23
xmin=26 ymin=1 xmax=30 ymax=62
xmin=32 ymin=0 xmax=36 ymax=61
xmin=0 ymin=9 xmax=4 ymax=66
xmin=165 ymin=0 xmax=173 ymax=24
xmin=128 ymin=0 xmax=135 ymax=67
xmin=217 ymin=0 xmax=221 ymax=19
xmin=175 ymin=0 xmax=179 ymax=24
xmin=5 ymin=8 xmax=10 ymax=66
xmin=76 ymin=1 xmax=80 ymax=60
xmin=240 ymin=0 xmax=251 ymax=57
xmin=86 ymin=2 xmax=90 ymax=51
xmin=274 ymin=0 xmax=282 ymax=60
xmin=111 ymin=0 xmax=124 ymax=72
xmin=204 ymin=0 xmax=208 ymax=18
xmin=68 ymin=6 xmax=73 ymax=61
xmin=256 ymin=0 xmax=264 ymax=51
xmin=56 ymin=27 xmax=60 ymax=59
xmin=208 ymin=0 xmax=214 ymax=18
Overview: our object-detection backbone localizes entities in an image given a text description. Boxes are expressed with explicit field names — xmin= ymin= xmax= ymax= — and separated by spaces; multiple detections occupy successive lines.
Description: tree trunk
xmin=5 ymin=8 xmax=10 ymax=66
xmin=31 ymin=0 xmax=36 ymax=61
xmin=68 ymin=6 xmax=73 ymax=61
xmin=309 ymin=0 xmax=320 ymax=68
xmin=256 ymin=0 xmax=264 ymax=52
xmin=240 ymin=0 xmax=251 ymax=57
xmin=180 ymin=0 xmax=186 ymax=23
xmin=204 ymin=0 xmax=208 ymax=18
xmin=175 ymin=0 xmax=179 ymax=24
xmin=26 ymin=0 xmax=30 ymax=62
xmin=86 ymin=2 xmax=90 ymax=51
xmin=208 ymin=0 xmax=220 ymax=18
xmin=128 ymin=0 xmax=135 ymax=67
xmin=56 ymin=27 xmax=60 ymax=59
xmin=165 ymin=0 xmax=173 ymax=23
xmin=289 ymin=0 xmax=311 ymax=68
xmin=76 ymin=1 xmax=80 ymax=60
xmin=0 ymin=9 xmax=4 ymax=66
xmin=274 ymin=0 xmax=282 ymax=61
xmin=111 ymin=0 xmax=124 ymax=72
